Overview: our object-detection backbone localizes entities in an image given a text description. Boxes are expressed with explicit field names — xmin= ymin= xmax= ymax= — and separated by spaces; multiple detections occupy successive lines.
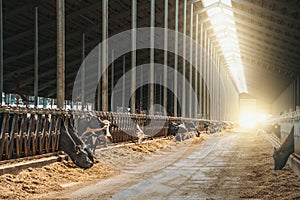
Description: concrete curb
xmin=0 ymin=153 xmax=68 ymax=175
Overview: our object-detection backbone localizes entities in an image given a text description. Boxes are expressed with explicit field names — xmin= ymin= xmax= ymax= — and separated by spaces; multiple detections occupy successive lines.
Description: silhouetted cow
xmin=273 ymin=126 xmax=294 ymax=170
xmin=59 ymin=117 xmax=94 ymax=169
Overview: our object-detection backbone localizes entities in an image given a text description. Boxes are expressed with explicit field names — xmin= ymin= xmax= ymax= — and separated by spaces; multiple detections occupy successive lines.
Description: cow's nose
xmin=107 ymin=135 xmax=112 ymax=140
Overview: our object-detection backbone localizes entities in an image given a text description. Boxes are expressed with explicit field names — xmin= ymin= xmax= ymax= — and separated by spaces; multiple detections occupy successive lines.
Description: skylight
xmin=202 ymin=0 xmax=247 ymax=93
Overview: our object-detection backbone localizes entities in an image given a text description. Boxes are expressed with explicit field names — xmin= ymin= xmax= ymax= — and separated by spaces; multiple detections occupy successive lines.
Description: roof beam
xmin=237 ymin=37 xmax=300 ymax=63
xmin=4 ymin=0 xmax=50 ymax=19
xmin=238 ymin=46 xmax=299 ymax=73
xmin=208 ymin=27 xmax=300 ymax=59
xmin=240 ymin=55 xmax=298 ymax=78
xmin=194 ymin=2 xmax=300 ymax=35
xmin=4 ymin=1 xmax=104 ymax=45
xmin=202 ymin=14 xmax=300 ymax=46
xmin=231 ymin=0 xmax=300 ymax=27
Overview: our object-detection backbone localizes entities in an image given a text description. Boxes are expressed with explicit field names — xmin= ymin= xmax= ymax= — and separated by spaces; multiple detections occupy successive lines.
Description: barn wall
xmin=272 ymin=76 xmax=300 ymax=116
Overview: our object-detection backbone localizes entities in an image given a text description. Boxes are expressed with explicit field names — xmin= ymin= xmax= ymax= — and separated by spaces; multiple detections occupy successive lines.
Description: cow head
xmin=71 ymin=144 xmax=94 ymax=169
xmin=59 ymin=118 xmax=94 ymax=169
xmin=101 ymin=119 xmax=118 ymax=140
xmin=273 ymin=150 xmax=288 ymax=170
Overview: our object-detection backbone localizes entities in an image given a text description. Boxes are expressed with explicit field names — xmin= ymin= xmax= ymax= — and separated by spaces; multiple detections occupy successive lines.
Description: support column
xmin=34 ymin=7 xmax=39 ymax=107
xmin=0 ymin=0 xmax=3 ymax=105
xmin=182 ymin=0 xmax=187 ymax=117
xmin=56 ymin=0 xmax=65 ymax=109
xmin=189 ymin=3 xmax=193 ymax=118
xmin=211 ymin=44 xmax=215 ymax=120
xmin=102 ymin=0 xmax=108 ymax=111
xmin=131 ymin=0 xmax=136 ymax=113
xmin=163 ymin=0 xmax=168 ymax=116
xmin=199 ymin=22 xmax=203 ymax=118
xmin=296 ymin=76 xmax=300 ymax=106
xmin=207 ymin=39 xmax=210 ymax=119
xmin=122 ymin=56 xmax=126 ymax=111
xmin=174 ymin=0 xmax=179 ymax=117
xmin=195 ymin=14 xmax=198 ymax=118
xmin=111 ymin=49 xmax=114 ymax=111
xmin=97 ymin=46 xmax=101 ymax=110
xmin=81 ymin=33 xmax=85 ymax=109
xmin=203 ymin=31 xmax=207 ymax=119
xmin=149 ymin=0 xmax=155 ymax=115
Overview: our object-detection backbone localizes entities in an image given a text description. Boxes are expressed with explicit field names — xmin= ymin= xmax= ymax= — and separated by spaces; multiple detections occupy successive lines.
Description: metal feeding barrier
xmin=266 ymin=109 xmax=300 ymax=176
xmin=0 ymin=106 xmax=209 ymax=162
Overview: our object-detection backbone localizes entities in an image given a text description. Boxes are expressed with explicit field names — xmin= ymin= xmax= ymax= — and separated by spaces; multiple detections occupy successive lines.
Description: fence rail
xmin=0 ymin=106 xmax=209 ymax=161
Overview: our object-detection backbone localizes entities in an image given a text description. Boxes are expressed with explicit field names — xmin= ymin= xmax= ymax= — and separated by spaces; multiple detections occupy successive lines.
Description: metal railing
xmin=0 ymin=106 xmax=209 ymax=161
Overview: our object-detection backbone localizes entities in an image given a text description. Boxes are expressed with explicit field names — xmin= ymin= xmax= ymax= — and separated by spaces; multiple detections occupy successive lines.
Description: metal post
xmin=131 ymin=0 xmax=136 ymax=113
xmin=122 ymin=56 xmax=126 ymax=111
xmin=0 ymin=0 xmax=3 ymax=105
xmin=97 ymin=44 xmax=101 ymax=110
xmin=163 ymin=0 xmax=168 ymax=116
xmin=218 ymin=56 xmax=221 ymax=120
xmin=102 ymin=0 xmax=108 ymax=111
xmin=207 ymin=38 xmax=210 ymax=119
xmin=199 ymin=22 xmax=203 ymax=118
xmin=195 ymin=14 xmax=198 ymax=118
xmin=140 ymin=59 xmax=143 ymax=111
xmin=174 ymin=0 xmax=179 ymax=117
xmin=34 ymin=7 xmax=39 ymax=107
xmin=203 ymin=31 xmax=207 ymax=119
xmin=56 ymin=0 xmax=65 ymax=109
xmin=211 ymin=44 xmax=214 ymax=120
xmin=296 ymin=76 xmax=300 ymax=106
xmin=149 ymin=0 xmax=155 ymax=115
xmin=189 ymin=3 xmax=193 ymax=118
xmin=81 ymin=32 xmax=85 ymax=109
xmin=111 ymin=49 xmax=114 ymax=111
xmin=213 ymin=46 xmax=216 ymax=120
xmin=182 ymin=0 xmax=187 ymax=117
xmin=207 ymin=39 xmax=211 ymax=119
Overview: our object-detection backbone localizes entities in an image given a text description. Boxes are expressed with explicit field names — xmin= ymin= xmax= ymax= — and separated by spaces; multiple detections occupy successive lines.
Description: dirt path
xmin=56 ymin=130 xmax=300 ymax=200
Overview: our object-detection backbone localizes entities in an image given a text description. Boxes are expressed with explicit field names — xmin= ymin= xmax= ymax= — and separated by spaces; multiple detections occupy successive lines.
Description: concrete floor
xmin=60 ymin=130 xmax=300 ymax=200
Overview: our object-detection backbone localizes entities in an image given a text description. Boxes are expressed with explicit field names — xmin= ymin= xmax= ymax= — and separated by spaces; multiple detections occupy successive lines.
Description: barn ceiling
xmin=1 ymin=0 xmax=300 ymax=104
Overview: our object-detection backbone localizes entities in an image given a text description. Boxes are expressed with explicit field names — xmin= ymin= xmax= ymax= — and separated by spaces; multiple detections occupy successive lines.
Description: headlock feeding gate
xmin=0 ymin=106 xmax=208 ymax=161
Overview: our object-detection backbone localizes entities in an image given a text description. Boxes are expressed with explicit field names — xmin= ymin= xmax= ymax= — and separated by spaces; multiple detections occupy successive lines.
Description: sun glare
xmin=202 ymin=0 xmax=247 ymax=93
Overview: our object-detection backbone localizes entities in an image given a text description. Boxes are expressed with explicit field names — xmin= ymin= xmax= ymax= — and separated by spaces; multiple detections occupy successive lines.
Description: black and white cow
xmin=183 ymin=121 xmax=201 ymax=137
xmin=58 ymin=117 xmax=94 ymax=169
xmin=273 ymin=126 xmax=294 ymax=170
xmin=206 ymin=121 xmax=222 ymax=134
xmin=76 ymin=115 xmax=117 ymax=153
xmin=168 ymin=121 xmax=195 ymax=142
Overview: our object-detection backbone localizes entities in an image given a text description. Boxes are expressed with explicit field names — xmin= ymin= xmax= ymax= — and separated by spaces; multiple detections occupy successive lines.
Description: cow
xmin=168 ymin=121 xmax=195 ymax=142
xmin=206 ymin=121 xmax=222 ymax=134
xmin=273 ymin=126 xmax=294 ymax=170
xmin=183 ymin=121 xmax=201 ymax=137
xmin=135 ymin=123 xmax=148 ymax=143
xmin=58 ymin=117 xmax=94 ymax=169
xmin=75 ymin=115 xmax=117 ymax=153
xmin=168 ymin=121 xmax=181 ymax=136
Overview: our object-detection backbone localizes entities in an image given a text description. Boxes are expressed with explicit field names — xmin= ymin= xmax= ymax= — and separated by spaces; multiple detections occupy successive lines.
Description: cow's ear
xmin=76 ymin=145 xmax=81 ymax=154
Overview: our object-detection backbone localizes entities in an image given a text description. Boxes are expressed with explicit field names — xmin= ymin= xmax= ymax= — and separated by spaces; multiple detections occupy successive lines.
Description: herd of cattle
xmin=57 ymin=115 xmax=236 ymax=169
xmin=0 ymin=112 xmax=236 ymax=169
